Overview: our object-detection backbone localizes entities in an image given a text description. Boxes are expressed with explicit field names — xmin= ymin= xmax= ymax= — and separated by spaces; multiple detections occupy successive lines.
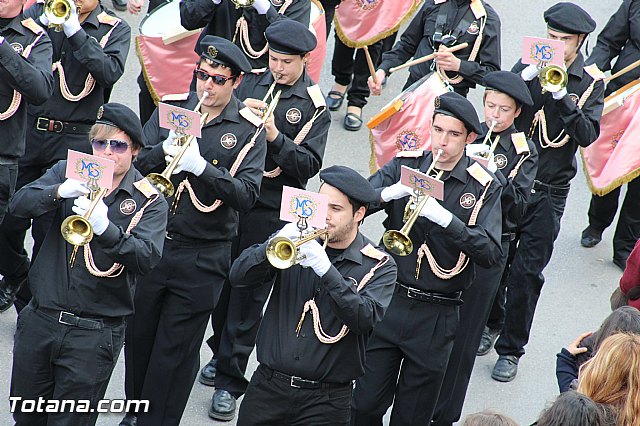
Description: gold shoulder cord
xmin=233 ymin=0 xmax=293 ymax=59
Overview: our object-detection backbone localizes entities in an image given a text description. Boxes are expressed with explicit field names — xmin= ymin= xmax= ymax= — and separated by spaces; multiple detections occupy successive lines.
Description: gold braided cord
xmin=436 ymin=15 xmax=485 ymax=85
xmin=234 ymin=0 xmax=292 ymax=59
xmin=297 ymin=256 xmax=390 ymax=344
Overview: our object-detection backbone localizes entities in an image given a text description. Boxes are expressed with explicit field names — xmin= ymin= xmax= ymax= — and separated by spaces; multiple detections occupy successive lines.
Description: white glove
xmin=57 ymin=179 xmax=90 ymax=199
xmin=252 ymin=0 xmax=271 ymax=14
xmin=38 ymin=14 xmax=49 ymax=27
xmin=552 ymin=88 xmax=568 ymax=100
xmin=275 ymin=222 xmax=303 ymax=241
xmin=0 ymin=36 xmax=5 ymax=45
xmin=487 ymin=154 xmax=498 ymax=173
xmin=162 ymin=130 xmax=180 ymax=156
xmin=72 ymin=196 xmax=110 ymax=236
xmin=418 ymin=196 xmax=453 ymax=228
xmin=381 ymin=181 xmax=413 ymax=202
xmin=62 ymin=1 xmax=82 ymax=37
xmin=465 ymin=143 xmax=490 ymax=157
xmin=212 ymin=0 xmax=221 ymax=3
xmin=521 ymin=64 xmax=541 ymax=81
xmin=171 ymin=139 xmax=207 ymax=176
xmin=298 ymin=239 xmax=331 ymax=277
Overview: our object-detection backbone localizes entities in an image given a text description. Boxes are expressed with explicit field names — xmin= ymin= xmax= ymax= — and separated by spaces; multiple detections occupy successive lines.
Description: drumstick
xmin=605 ymin=58 xmax=640 ymax=84
xmin=363 ymin=46 xmax=378 ymax=85
xmin=389 ymin=42 xmax=469 ymax=74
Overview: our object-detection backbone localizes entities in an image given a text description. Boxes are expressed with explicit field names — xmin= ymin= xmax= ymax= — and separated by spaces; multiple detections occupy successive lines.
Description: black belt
xmin=35 ymin=117 xmax=93 ymax=134
xmin=260 ymin=365 xmax=350 ymax=390
xmin=396 ymin=283 xmax=463 ymax=306
xmin=0 ymin=155 xmax=18 ymax=165
xmin=502 ymin=232 xmax=516 ymax=242
xmin=35 ymin=306 xmax=124 ymax=330
xmin=532 ymin=180 xmax=570 ymax=196
xmin=165 ymin=231 xmax=217 ymax=245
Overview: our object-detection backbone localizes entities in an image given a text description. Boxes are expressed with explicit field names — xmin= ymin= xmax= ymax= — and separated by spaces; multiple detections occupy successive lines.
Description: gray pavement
xmin=1 ymin=0 xmax=623 ymax=424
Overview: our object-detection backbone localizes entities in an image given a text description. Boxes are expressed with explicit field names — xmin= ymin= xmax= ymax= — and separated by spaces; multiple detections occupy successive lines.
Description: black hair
xmin=535 ymin=391 xmax=614 ymax=426
xmin=432 ymin=111 xmax=472 ymax=135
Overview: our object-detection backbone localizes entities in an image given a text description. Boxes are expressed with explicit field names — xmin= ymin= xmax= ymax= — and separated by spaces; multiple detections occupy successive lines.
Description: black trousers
xmin=125 ymin=238 xmax=231 ymax=426
xmin=587 ymin=176 xmax=640 ymax=264
xmin=432 ymin=239 xmax=510 ymax=425
xmin=494 ymin=188 xmax=568 ymax=358
xmin=486 ymin=238 xmax=518 ymax=331
xmin=320 ymin=0 xmax=341 ymax=36
xmin=0 ymin=162 xmax=17 ymax=224
xmin=351 ymin=290 xmax=459 ymax=425
xmin=137 ymin=72 xmax=156 ymax=128
xmin=237 ymin=364 xmax=352 ymax=426
xmin=210 ymin=209 xmax=284 ymax=397
xmin=331 ymin=36 xmax=382 ymax=109
xmin=11 ymin=303 xmax=125 ymax=426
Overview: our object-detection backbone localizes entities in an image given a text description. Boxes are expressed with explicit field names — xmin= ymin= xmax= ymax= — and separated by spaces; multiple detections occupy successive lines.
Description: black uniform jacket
xmin=512 ymin=56 xmax=605 ymax=186
xmin=180 ymin=0 xmax=310 ymax=69
xmin=587 ymin=0 xmax=640 ymax=95
xmin=378 ymin=0 xmax=501 ymax=92
xmin=235 ymin=70 xmax=329 ymax=210
xmin=229 ymin=232 xmax=397 ymax=383
xmin=369 ymin=152 xmax=503 ymax=293
xmin=136 ymin=93 xmax=267 ymax=241
xmin=8 ymin=162 xmax=168 ymax=318
xmin=472 ymin=123 xmax=538 ymax=232
xmin=0 ymin=14 xmax=53 ymax=157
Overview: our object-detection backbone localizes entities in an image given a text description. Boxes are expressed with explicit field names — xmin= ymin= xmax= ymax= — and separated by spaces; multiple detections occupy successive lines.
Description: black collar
xmin=328 ymin=232 xmax=368 ymax=266
xmin=567 ymin=53 xmax=585 ymax=78
xmin=256 ymin=69 xmax=310 ymax=100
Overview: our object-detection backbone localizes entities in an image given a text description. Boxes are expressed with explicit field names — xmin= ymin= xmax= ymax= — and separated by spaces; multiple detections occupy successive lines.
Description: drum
xmin=136 ymin=0 xmax=201 ymax=103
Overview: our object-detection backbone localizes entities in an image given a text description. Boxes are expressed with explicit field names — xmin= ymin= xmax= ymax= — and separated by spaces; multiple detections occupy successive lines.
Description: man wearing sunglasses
xmin=7 ymin=103 xmax=168 ymax=426
xmin=204 ymin=18 xmax=330 ymax=422
xmin=0 ymin=0 xmax=131 ymax=313
xmin=126 ymin=35 xmax=267 ymax=426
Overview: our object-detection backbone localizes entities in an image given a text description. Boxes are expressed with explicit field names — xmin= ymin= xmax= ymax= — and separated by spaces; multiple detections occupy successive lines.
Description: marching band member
xmin=580 ymin=0 xmax=640 ymax=270
xmin=352 ymin=91 xmax=503 ymax=425
xmin=205 ymin=19 xmax=330 ymax=421
xmin=489 ymin=2 xmax=605 ymax=382
xmin=433 ymin=71 xmax=538 ymax=426
xmin=124 ymin=36 xmax=266 ymax=426
xmin=8 ymin=103 xmax=168 ymax=426
xmin=368 ymin=0 xmax=501 ymax=97
xmin=0 ymin=0 xmax=131 ymax=312
xmin=0 ymin=0 xmax=53 ymax=225
xmin=230 ymin=165 xmax=397 ymax=425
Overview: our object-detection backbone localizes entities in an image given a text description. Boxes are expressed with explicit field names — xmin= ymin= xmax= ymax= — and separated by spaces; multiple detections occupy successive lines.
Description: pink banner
xmin=581 ymin=82 xmax=640 ymax=196
xmin=369 ymin=72 xmax=450 ymax=172
xmin=65 ymin=150 xmax=115 ymax=190
xmin=334 ymin=0 xmax=421 ymax=47
xmin=307 ymin=0 xmax=327 ymax=83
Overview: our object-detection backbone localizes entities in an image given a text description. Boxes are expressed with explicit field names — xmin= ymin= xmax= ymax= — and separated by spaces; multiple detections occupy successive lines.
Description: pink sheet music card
xmin=158 ymin=102 xmax=202 ymax=138
xmin=400 ymin=165 xmax=444 ymax=201
xmin=65 ymin=150 xmax=115 ymax=189
xmin=280 ymin=186 xmax=328 ymax=229
xmin=522 ymin=36 xmax=565 ymax=67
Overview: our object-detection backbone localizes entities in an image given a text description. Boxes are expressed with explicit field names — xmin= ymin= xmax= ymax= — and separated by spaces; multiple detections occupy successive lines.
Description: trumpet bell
xmin=147 ymin=173 xmax=175 ymax=198
xmin=61 ymin=215 xmax=94 ymax=246
xmin=382 ymin=230 xmax=413 ymax=256
xmin=539 ymin=65 xmax=568 ymax=93
xmin=231 ymin=0 xmax=255 ymax=7
xmin=266 ymin=236 xmax=297 ymax=269
xmin=44 ymin=0 xmax=72 ymax=25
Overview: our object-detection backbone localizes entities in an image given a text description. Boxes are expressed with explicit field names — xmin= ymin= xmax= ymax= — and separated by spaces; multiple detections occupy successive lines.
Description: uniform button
xmin=531 ymin=188 xmax=536 ymax=194
xmin=212 ymin=159 xmax=218 ymax=165
xmin=294 ymin=356 xmax=299 ymax=360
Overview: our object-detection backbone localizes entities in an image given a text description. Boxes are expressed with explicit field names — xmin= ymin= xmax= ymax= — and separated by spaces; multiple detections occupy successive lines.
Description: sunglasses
xmin=91 ymin=139 xmax=130 ymax=154
xmin=194 ymin=69 xmax=235 ymax=86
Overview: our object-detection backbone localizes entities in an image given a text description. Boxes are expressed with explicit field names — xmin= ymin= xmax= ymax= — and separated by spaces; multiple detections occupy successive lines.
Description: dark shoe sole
xmin=477 ymin=344 xmax=492 ymax=356
xmin=326 ymin=90 xmax=345 ymax=111
xmin=580 ymin=236 xmax=602 ymax=248
xmin=208 ymin=407 xmax=236 ymax=421
xmin=344 ymin=112 xmax=363 ymax=131
xmin=491 ymin=371 xmax=517 ymax=382
xmin=198 ymin=374 xmax=215 ymax=386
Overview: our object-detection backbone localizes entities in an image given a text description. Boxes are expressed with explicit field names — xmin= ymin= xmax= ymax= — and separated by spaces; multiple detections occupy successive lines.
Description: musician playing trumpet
xmin=7 ymin=103 xmax=168 ymax=426
xmin=229 ymin=165 xmax=397 ymax=425
xmin=353 ymin=92 xmax=503 ymax=425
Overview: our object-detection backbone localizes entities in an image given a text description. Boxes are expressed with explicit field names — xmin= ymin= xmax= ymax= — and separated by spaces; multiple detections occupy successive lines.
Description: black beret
xmin=199 ymin=35 xmax=252 ymax=74
xmin=544 ymin=2 xmax=596 ymax=35
xmin=265 ymin=19 xmax=317 ymax=55
xmin=95 ymin=103 xmax=144 ymax=148
xmin=483 ymin=71 xmax=534 ymax=107
xmin=433 ymin=92 xmax=482 ymax=135
xmin=320 ymin=166 xmax=377 ymax=205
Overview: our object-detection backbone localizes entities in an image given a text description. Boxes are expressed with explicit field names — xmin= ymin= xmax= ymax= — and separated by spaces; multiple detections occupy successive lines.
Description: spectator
xmin=619 ymin=239 xmax=640 ymax=310
xmin=533 ymin=391 xmax=614 ymax=426
xmin=462 ymin=409 xmax=519 ymax=426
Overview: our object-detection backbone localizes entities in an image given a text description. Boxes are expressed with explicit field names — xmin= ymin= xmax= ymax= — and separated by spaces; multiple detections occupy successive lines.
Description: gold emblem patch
xmin=467 ymin=20 xmax=480 ymax=35
xmin=494 ymin=154 xmax=508 ymax=169
xmin=434 ymin=96 xmax=441 ymax=109
xmin=460 ymin=192 xmax=476 ymax=209
xmin=208 ymin=46 xmax=218 ymax=59
xmin=286 ymin=108 xmax=302 ymax=124
xmin=119 ymin=199 xmax=137 ymax=215
xmin=96 ymin=106 xmax=104 ymax=119
xmin=220 ymin=133 xmax=237 ymax=149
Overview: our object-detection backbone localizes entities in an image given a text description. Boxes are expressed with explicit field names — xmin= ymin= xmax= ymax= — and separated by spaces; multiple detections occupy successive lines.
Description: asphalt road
xmin=0 ymin=0 xmax=623 ymax=424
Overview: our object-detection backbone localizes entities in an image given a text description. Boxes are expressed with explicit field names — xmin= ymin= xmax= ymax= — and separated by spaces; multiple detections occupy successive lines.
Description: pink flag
xmin=581 ymin=81 xmax=640 ymax=196
xmin=368 ymin=72 xmax=450 ymax=172
xmin=280 ymin=186 xmax=328 ymax=229
xmin=306 ymin=0 xmax=327 ymax=83
xmin=334 ymin=0 xmax=422 ymax=47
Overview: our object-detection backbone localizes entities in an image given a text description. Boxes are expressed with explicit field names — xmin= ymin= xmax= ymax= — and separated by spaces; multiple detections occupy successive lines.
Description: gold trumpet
xmin=266 ymin=227 xmax=329 ymax=269
xmin=539 ymin=64 xmax=568 ymax=93
xmin=44 ymin=0 xmax=77 ymax=32
xmin=230 ymin=0 xmax=255 ymax=7
xmin=147 ymin=92 xmax=210 ymax=198
xmin=383 ymin=149 xmax=444 ymax=256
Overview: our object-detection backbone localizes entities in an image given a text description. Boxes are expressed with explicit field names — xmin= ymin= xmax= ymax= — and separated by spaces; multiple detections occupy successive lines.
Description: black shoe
xmin=111 ymin=0 xmax=127 ymax=11
xmin=491 ymin=355 xmax=519 ymax=382
xmin=326 ymin=90 xmax=345 ymax=111
xmin=581 ymin=226 xmax=602 ymax=248
xmin=613 ymin=257 xmax=627 ymax=271
xmin=199 ymin=356 xmax=217 ymax=386
xmin=344 ymin=112 xmax=363 ymax=131
xmin=208 ymin=389 xmax=237 ymax=421
xmin=0 ymin=275 xmax=28 ymax=313
xmin=477 ymin=327 xmax=500 ymax=356
xmin=118 ymin=413 xmax=137 ymax=426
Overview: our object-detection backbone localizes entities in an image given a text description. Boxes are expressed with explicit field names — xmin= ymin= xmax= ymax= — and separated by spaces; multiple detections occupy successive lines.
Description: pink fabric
xmin=370 ymin=73 xmax=449 ymax=170
xmin=582 ymin=86 xmax=640 ymax=194
xmin=620 ymin=239 xmax=640 ymax=310
xmin=335 ymin=0 xmax=419 ymax=46
xmin=307 ymin=0 xmax=327 ymax=83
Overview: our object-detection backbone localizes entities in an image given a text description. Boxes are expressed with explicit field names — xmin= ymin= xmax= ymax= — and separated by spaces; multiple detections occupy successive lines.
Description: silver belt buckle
xmin=58 ymin=311 xmax=76 ymax=325
xmin=407 ymin=288 xmax=420 ymax=299
xmin=290 ymin=376 xmax=302 ymax=388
